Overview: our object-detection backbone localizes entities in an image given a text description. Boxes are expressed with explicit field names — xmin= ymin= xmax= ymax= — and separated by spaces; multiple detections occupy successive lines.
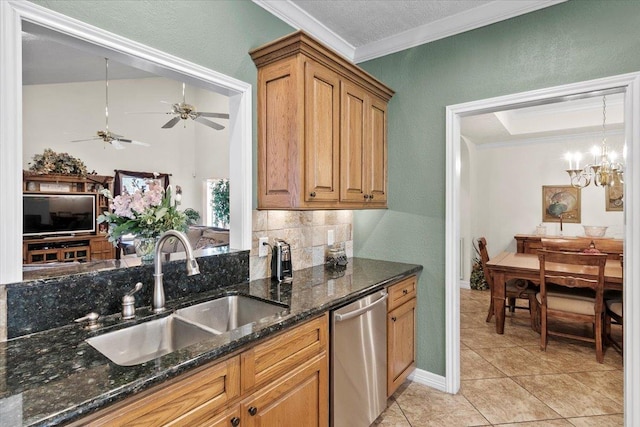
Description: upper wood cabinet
xmin=251 ymin=31 xmax=394 ymax=210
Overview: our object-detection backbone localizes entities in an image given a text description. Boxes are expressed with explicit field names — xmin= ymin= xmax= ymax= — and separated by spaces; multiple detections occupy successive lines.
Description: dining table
xmin=486 ymin=251 xmax=623 ymax=334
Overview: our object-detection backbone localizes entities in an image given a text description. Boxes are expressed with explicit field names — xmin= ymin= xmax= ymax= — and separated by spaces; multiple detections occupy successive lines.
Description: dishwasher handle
xmin=334 ymin=292 xmax=388 ymax=322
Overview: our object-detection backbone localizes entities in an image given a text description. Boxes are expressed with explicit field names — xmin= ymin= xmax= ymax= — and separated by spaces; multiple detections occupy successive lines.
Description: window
xmin=205 ymin=178 xmax=229 ymax=229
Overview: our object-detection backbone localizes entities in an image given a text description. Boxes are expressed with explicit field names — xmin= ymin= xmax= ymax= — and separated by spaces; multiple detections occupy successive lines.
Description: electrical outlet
xmin=258 ymin=237 xmax=269 ymax=257
xmin=327 ymin=229 xmax=335 ymax=246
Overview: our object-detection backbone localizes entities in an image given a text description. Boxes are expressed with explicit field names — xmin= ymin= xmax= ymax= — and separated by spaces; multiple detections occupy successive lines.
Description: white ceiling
xmin=24 ymin=0 xmax=618 ymax=145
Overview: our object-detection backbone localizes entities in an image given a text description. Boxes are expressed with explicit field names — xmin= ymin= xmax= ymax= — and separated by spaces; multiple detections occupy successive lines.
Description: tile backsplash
xmin=250 ymin=210 xmax=353 ymax=280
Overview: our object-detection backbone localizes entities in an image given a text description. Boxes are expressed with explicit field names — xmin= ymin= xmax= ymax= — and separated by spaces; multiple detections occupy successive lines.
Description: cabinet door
xmin=365 ymin=96 xmax=388 ymax=206
xmin=241 ymin=353 xmax=328 ymax=427
xmin=304 ymin=60 xmax=340 ymax=204
xmin=340 ymin=80 xmax=367 ymax=203
xmin=257 ymin=57 xmax=303 ymax=209
xmin=387 ymin=298 xmax=416 ymax=397
xmin=90 ymin=237 xmax=115 ymax=261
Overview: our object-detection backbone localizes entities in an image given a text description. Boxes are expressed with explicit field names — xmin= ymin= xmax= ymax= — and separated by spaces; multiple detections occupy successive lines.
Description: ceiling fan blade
xmin=194 ymin=115 xmax=225 ymax=130
xmin=197 ymin=112 xmax=230 ymax=119
xmin=115 ymin=137 xmax=150 ymax=147
xmin=70 ymin=137 xmax=101 ymax=142
xmin=110 ymin=140 xmax=125 ymax=150
xmin=125 ymin=111 xmax=168 ymax=115
xmin=162 ymin=116 xmax=181 ymax=129
xmin=129 ymin=139 xmax=150 ymax=147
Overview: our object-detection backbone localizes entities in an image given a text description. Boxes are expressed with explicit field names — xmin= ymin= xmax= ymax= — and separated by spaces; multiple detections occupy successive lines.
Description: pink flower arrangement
xmin=98 ymin=182 xmax=187 ymax=245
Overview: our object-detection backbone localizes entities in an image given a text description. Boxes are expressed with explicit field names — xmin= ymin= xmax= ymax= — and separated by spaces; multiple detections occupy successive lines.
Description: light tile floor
xmin=374 ymin=288 xmax=624 ymax=426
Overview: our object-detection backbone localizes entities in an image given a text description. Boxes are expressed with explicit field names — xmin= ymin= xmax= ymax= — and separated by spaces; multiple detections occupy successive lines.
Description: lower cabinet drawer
xmin=388 ymin=275 xmax=417 ymax=311
xmin=241 ymin=313 xmax=328 ymax=394
xmin=79 ymin=356 xmax=240 ymax=427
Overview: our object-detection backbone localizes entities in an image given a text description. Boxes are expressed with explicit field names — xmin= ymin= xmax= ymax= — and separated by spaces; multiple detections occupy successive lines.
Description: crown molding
xmin=252 ymin=0 xmax=355 ymax=61
xmin=354 ymin=0 xmax=567 ymax=63
xmin=254 ymin=1 xmax=566 ymax=64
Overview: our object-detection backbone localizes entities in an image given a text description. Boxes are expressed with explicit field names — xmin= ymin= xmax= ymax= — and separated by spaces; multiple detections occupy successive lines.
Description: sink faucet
xmin=153 ymin=230 xmax=200 ymax=312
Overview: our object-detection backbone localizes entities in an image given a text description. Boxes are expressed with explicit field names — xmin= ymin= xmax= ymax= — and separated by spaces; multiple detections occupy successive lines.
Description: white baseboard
xmin=408 ymin=368 xmax=447 ymax=393
xmin=459 ymin=280 xmax=471 ymax=290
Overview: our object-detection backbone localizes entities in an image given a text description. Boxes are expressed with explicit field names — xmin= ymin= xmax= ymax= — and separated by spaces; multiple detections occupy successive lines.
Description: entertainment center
xmin=22 ymin=172 xmax=115 ymax=264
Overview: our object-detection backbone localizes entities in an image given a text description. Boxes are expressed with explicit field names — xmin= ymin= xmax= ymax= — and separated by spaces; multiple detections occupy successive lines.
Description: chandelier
xmin=565 ymin=95 xmax=624 ymax=188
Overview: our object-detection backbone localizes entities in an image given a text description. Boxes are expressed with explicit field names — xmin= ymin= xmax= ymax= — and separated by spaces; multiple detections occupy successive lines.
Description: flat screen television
xmin=23 ymin=193 xmax=96 ymax=237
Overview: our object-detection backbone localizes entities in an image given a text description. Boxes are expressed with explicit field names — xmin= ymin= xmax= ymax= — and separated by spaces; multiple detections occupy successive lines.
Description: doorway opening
xmin=445 ymin=73 xmax=640 ymax=425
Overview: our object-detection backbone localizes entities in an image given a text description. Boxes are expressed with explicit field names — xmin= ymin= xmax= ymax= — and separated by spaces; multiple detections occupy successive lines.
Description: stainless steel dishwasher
xmin=331 ymin=290 xmax=388 ymax=427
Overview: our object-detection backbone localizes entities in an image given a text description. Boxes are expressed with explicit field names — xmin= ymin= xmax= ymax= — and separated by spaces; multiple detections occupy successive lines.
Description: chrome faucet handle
xmin=75 ymin=312 xmax=100 ymax=330
xmin=126 ymin=281 xmax=143 ymax=297
xmin=122 ymin=282 xmax=143 ymax=320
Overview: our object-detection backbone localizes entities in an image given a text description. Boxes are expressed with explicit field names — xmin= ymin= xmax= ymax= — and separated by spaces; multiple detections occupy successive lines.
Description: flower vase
xmin=134 ymin=236 xmax=158 ymax=263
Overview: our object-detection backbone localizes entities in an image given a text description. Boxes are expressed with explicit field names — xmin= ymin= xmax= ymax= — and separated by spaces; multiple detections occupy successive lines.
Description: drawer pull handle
xmin=231 ymin=417 xmax=241 ymax=426
xmin=403 ymin=289 xmax=408 ymax=295
xmin=248 ymin=406 xmax=258 ymax=416
xmin=391 ymin=316 xmax=397 ymax=322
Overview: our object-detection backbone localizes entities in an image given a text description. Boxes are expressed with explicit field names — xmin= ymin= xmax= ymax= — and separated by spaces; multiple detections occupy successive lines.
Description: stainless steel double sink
xmin=86 ymin=295 xmax=288 ymax=366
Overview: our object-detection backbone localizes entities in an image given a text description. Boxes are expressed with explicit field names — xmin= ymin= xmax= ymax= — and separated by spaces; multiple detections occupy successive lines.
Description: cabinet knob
xmin=310 ymin=192 xmax=316 ymax=197
xmin=248 ymin=406 xmax=258 ymax=416
xmin=369 ymin=194 xmax=374 ymax=200
xmin=391 ymin=316 xmax=397 ymax=322
xmin=364 ymin=194 xmax=369 ymax=200
xmin=403 ymin=289 xmax=408 ymax=295
xmin=230 ymin=417 xmax=241 ymax=426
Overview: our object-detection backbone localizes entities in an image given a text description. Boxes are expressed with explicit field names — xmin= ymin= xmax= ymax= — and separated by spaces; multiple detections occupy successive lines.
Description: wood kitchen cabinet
xmin=387 ymin=275 xmax=417 ymax=397
xmin=72 ymin=314 xmax=328 ymax=427
xmin=340 ymin=80 xmax=388 ymax=206
xmin=250 ymin=31 xmax=394 ymax=210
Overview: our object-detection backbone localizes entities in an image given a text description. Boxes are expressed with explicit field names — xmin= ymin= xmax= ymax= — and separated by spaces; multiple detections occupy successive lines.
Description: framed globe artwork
xmin=605 ymin=182 xmax=623 ymax=211
xmin=542 ymin=185 xmax=581 ymax=223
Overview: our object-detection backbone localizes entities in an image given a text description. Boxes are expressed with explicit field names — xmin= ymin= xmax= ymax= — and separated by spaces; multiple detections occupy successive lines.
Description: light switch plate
xmin=327 ymin=229 xmax=335 ymax=246
xmin=258 ymin=237 xmax=269 ymax=257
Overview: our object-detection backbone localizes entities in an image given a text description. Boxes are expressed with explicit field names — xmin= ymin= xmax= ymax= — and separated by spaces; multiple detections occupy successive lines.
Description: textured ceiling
xmin=290 ymin=0 xmax=491 ymax=47
xmin=256 ymin=0 xmax=566 ymax=62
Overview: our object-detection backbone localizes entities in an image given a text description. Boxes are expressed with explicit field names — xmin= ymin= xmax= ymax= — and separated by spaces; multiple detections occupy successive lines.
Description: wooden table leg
xmin=493 ymin=271 xmax=506 ymax=334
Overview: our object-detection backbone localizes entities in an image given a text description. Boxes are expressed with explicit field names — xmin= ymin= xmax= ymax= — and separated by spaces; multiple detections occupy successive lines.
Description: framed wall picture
xmin=542 ymin=185 xmax=581 ymax=223
xmin=113 ymin=170 xmax=170 ymax=196
xmin=605 ymin=182 xmax=623 ymax=211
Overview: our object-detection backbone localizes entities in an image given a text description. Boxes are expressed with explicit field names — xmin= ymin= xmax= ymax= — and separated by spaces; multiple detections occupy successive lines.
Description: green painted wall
xmin=31 ymin=1 xmax=640 ymax=377
xmin=354 ymin=0 xmax=640 ymax=375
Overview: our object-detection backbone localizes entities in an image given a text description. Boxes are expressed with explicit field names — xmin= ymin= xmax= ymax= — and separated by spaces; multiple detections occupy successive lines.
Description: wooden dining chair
xmin=537 ymin=249 xmax=608 ymax=363
xmin=604 ymin=292 xmax=623 ymax=355
xmin=477 ymin=237 xmax=538 ymax=330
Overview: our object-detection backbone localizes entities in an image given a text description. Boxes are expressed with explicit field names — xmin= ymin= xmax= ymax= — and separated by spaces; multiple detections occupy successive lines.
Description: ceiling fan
xmin=71 ymin=58 xmax=149 ymax=150
xmin=158 ymin=82 xmax=229 ymax=130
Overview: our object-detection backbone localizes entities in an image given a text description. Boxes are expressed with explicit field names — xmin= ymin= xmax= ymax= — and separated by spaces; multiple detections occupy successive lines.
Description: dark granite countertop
xmin=0 ymin=258 xmax=422 ymax=426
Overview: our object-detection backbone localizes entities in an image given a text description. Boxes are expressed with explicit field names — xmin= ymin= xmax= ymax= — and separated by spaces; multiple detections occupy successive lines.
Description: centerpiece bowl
xmin=583 ymin=225 xmax=608 ymax=237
